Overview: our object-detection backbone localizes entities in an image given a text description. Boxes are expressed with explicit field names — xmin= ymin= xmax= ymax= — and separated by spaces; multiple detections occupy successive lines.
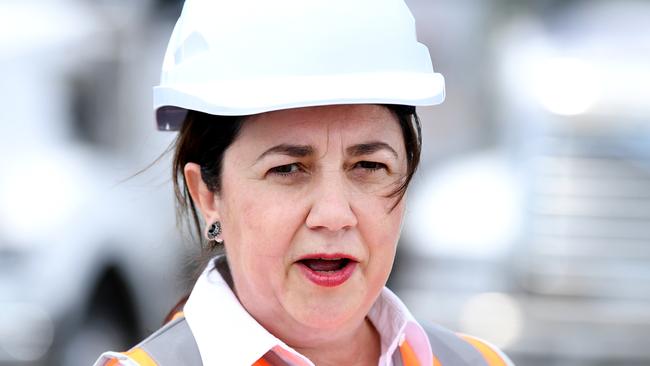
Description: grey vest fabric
xmin=132 ymin=316 xmax=202 ymax=365
xmin=132 ymin=316 xmax=490 ymax=365
xmin=417 ymin=324 xmax=488 ymax=366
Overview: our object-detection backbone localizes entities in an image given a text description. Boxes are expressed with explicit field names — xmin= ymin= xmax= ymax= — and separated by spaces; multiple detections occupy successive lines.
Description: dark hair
xmin=172 ymin=105 xmax=422 ymax=253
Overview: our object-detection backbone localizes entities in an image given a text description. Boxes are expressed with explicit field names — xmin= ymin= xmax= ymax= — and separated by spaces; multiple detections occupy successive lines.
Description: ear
xmin=184 ymin=162 xmax=221 ymax=224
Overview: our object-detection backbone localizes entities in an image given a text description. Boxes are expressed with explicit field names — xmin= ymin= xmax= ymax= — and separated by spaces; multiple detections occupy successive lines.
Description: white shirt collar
xmin=184 ymin=257 xmax=432 ymax=366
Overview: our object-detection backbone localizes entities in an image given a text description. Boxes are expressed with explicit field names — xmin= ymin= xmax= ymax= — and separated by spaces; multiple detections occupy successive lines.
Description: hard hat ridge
xmin=154 ymin=0 xmax=446 ymax=131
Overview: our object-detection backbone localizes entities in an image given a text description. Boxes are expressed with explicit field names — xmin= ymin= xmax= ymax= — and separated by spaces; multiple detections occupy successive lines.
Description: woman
xmin=95 ymin=0 xmax=513 ymax=365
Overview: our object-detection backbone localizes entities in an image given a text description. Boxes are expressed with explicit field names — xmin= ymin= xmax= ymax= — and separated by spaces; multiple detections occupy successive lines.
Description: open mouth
xmin=299 ymin=258 xmax=351 ymax=272
xmin=296 ymin=256 xmax=357 ymax=287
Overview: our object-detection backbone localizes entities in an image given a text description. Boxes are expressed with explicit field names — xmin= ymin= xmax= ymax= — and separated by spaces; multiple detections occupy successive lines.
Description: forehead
xmin=237 ymin=104 xmax=403 ymax=147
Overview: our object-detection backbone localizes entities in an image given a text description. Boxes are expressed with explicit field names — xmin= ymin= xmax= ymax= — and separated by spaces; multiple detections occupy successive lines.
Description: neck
xmin=291 ymin=317 xmax=381 ymax=366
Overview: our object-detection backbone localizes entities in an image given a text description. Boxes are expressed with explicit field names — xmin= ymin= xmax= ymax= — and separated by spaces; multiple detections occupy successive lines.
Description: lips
xmin=296 ymin=254 xmax=358 ymax=287
xmin=301 ymin=258 xmax=350 ymax=271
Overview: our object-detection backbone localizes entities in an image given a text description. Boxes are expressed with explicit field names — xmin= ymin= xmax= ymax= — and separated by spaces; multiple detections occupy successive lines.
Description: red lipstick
xmin=296 ymin=253 xmax=358 ymax=287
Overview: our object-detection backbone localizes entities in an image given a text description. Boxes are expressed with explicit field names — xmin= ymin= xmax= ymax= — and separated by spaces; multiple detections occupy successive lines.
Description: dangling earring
xmin=206 ymin=221 xmax=224 ymax=244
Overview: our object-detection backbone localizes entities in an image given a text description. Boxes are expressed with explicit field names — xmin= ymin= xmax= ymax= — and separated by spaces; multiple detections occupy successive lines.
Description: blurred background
xmin=0 ymin=0 xmax=648 ymax=365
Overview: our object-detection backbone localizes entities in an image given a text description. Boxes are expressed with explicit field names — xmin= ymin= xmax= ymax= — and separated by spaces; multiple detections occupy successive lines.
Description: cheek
xmin=222 ymin=182 xmax=305 ymax=261
xmin=361 ymin=193 xmax=404 ymax=235
xmin=221 ymin=192 xmax=296 ymax=299
xmin=360 ymin=198 xmax=404 ymax=267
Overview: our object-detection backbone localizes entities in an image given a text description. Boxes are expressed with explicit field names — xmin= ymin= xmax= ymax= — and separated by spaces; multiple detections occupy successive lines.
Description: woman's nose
xmin=305 ymin=173 xmax=358 ymax=232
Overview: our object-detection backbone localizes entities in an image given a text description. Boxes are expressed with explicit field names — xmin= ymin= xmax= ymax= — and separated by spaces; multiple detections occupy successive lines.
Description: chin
xmin=303 ymin=309 xmax=357 ymax=330
xmin=286 ymin=292 xmax=370 ymax=332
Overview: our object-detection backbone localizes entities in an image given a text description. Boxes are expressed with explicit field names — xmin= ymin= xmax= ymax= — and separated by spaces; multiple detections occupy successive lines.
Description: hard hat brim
xmin=153 ymin=72 xmax=445 ymax=131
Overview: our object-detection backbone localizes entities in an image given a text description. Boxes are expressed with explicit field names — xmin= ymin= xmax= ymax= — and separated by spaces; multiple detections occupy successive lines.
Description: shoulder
xmin=456 ymin=333 xmax=514 ymax=366
xmin=93 ymin=350 xmax=153 ymax=366
xmin=423 ymin=323 xmax=515 ymax=366
xmin=93 ymin=315 xmax=201 ymax=366
xmin=454 ymin=333 xmax=515 ymax=366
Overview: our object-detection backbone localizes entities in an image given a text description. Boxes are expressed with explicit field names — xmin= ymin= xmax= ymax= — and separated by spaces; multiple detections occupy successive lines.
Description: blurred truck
xmin=396 ymin=1 xmax=650 ymax=365
xmin=496 ymin=2 xmax=650 ymax=364
xmin=0 ymin=2 xmax=188 ymax=365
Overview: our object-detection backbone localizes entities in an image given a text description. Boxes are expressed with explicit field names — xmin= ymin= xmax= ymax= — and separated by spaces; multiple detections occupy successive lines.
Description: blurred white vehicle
xmin=399 ymin=1 xmax=650 ymax=365
xmin=0 ymin=2 xmax=187 ymax=365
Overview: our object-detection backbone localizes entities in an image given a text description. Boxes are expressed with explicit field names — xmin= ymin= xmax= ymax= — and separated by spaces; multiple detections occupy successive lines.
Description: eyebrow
xmin=346 ymin=141 xmax=398 ymax=159
xmin=256 ymin=141 xmax=398 ymax=162
xmin=257 ymin=144 xmax=315 ymax=161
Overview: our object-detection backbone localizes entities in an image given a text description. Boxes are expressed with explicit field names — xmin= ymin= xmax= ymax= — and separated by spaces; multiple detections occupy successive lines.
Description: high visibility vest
xmin=104 ymin=315 xmax=509 ymax=366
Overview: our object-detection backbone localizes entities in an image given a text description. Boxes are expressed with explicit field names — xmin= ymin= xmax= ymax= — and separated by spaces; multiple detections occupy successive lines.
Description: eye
xmin=354 ymin=161 xmax=387 ymax=172
xmin=268 ymin=163 xmax=302 ymax=176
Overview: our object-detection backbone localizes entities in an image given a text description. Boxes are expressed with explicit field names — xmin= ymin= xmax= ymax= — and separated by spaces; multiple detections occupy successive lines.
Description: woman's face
xmin=215 ymin=104 xmax=407 ymax=343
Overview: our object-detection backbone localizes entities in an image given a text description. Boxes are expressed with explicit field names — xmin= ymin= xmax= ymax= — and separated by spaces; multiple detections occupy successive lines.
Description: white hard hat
xmin=154 ymin=0 xmax=446 ymax=131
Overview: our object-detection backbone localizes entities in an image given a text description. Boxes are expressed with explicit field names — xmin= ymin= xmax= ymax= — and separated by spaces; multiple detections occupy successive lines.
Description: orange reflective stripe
xmin=170 ymin=311 xmax=185 ymax=322
xmin=122 ymin=348 xmax=158 ymax=366
xmin=253 ymin=358 xmax=272 ymax=366
xmin=459 ymin=335 xmax=506 ymax=366
xmin=399 ymin=340 xmax=420 ymax=366
xmin=103 ymin=348 xmax=158 ymax=366
xmin=432 ymin=354 xmax=442 ymax=366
